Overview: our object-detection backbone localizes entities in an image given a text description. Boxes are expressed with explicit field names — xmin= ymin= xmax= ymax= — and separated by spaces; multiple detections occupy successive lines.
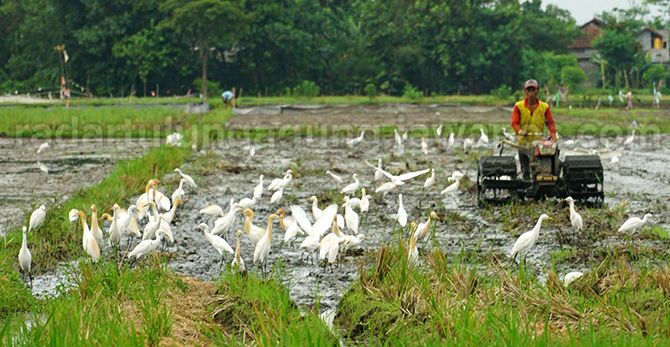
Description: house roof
xmin=570 ymin=18 xmax=603 ymax=49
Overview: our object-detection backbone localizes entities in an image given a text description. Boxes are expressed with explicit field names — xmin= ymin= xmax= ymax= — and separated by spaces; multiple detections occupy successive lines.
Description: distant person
xmin=511 ymin=79 xmax=558 ymax=180
xmin=626 ymin=90 xmax=633 ymax=110
xmin=63 ymin=87 xmax=71 ymax=108
xmin=654 ymin=87 xmax=662 ymax=109
xmin=221 ymin=89 xmax=236 ymax=108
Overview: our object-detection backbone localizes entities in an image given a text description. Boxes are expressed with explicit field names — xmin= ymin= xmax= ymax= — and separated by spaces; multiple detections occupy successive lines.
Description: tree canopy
xmin=0 ymin=0 xmax=658 ymax=97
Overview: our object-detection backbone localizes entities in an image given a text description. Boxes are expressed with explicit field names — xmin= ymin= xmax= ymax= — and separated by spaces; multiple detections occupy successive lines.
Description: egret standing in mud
xmin=341 ymin=174 xmax=360 ymax=195
xmin=326 ymin=170 xmax=344 ymax=184
xmin=18 ymin=226 xmax=32 ymax=288
xmin=232 ymin=230 xmax=245 ymax=272
xmin=396 ymin=194 xmax=407 ymax=227
xmin=618 ymin=213 xmax=653 ymax=244
xmin=254 ymin=213 xmax=278 ymax=277
xmin=174 ymin=168 xmax=197 ymax=188
xmin=197 ymin=223 xmax=234 ymax=268
xmin=563 ymin=197 xmax=583 ymax=232
xmin=510 ymin=214 xmax=551 ymax=264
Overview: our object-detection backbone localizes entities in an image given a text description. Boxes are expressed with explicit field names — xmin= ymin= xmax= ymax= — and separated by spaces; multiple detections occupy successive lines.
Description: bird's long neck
xmin=279 ymin=215 xmax=287 ymax=231
xmin=266 ymin=216 xmax=275 ymax=239
xmin=22 ymin=231 xmax=27 ymax=249
xmin=332 ymin=219 xmax=342 ymax=237
xmin=244 ymin=214 xmax=252 ymax=233
xmin=91 ymin=210 xmax=99 ymax=230
xmin=78 ymin=211 xmax=89 ymax=235
xmin=235 ymin=234 xmax=241 ymax=259
xmin=568 ymin=202 xmax=576 ymax=214
xmin=532 ymin=219 xmax=544 ymax=236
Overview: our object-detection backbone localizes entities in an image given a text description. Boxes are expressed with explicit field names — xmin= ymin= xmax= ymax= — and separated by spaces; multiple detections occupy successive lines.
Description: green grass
xmin=0 ymin=145 xmax=189 ymax=320
xmin=0 ymin=257 xmax=181 ymax=346
xmin=206 ymin=271 xmax=336 ymax=346
xmin=335 ymin=243 xmax=670 ymax=345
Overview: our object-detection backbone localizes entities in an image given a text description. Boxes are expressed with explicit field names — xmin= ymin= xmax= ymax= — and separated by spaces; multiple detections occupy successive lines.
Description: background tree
xmin=160 ymin=0 xmax=249 ymax=99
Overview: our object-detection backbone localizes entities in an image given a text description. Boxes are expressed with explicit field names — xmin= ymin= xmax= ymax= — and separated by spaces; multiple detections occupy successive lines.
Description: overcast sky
xmin=542 ymin=0 xmax=649 ymax=25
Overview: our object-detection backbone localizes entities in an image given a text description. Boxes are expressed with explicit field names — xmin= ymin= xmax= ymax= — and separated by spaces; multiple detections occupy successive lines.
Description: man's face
xmin=524 ymin=86 xmax=538 ymax=100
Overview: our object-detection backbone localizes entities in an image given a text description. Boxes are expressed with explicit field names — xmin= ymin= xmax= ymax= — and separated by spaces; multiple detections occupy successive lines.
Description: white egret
xmin=375 ymin=181 xmax=398 ymax=195
xmin=28 ymin=205 xmax=46 ymax=232
xmin=90 ymin=205 xmax=104 ymax=248
xmin=37 ymin=161 xmax=48 ymax=174
xmin=342 ymin=234 xmax=365 ymax=253
xmin=197 ymin=223 xmax=234 ymax=267
xmin=440 ymin=179 xmax=460 ymax=195
xmin=563 ymin=197 xmax=583 ymax=231
xmin=416 ymin=212 xmax=438 ymax=241
xmin=18 ymin=226 xmax=32 ymax=287
xmin=211 ymin=200 xmax=239 ymax=235
xmin=402 ymin=129 xmax=408 ymax=141
xmin=347 ymin=130 xmax=366 ymax=146
xmin=450 ymin=170 xmax=465 ymax=181
xmin=319 ymin=216 xmax=345 ymax=270
xmin=270 ymin=188 xmax=284 ymax=204
xmin=394 ymin=129 xmax=403 ymax=147
xmin=253 ymin=175 xmax=264 ymax=200
xmin=127 ymin=234 xmax=162 ymax=260
xmin=174 ymin=168 xmax=197 ymax=188
xmin=308 ymin=196 xmax=324 ymax=220
xmin=101 ymin=204 xmax=122 ymax=248
xmin=343 ymin=197 xmax=360 ymax=234
xmin=407 ymin=222 xmax=419 ymax=266
xmin=268 ymin=170 xmax=293 ymax=191
xmin=171 ymin=179 xmax=186 ymax=205
xmin=610 ymin=156 xmax=620 ymax=166
xmin=242 ymin=208 xmax=266 ymax=245
xmin=448 ymin=133 xmax=455 ymax=147
xmin=423 ymin=169 xmax=435 ymax=188
xmin=200 ymin=204 xmax=224 ymax=217
xmin=463 ymin=138 xmax=474 ymax=151
xmin=436 ymin=124 xmax=443 ymax=138
xmin=142 ymin=202 xmax=163 ymax=241
xmin=161 ymin=198 xmax=182 ymax=224
xmin=364 ymin=161 xmax=430 ymax=186
xmin=232 ymin=230 xmax=245 ymax=272
xmin=290 ymin=205 xmax=313 ymax=235
xmin=326 ymin=170 xmax=344 ymax=184
xmin=563 ymin=271 xmax=584 ymax=287
xmin=618 ymin=213 xmax=653 ymax=235
xmin=360 ymin=188 xmax=371 ymax=213
xmin=277 ymin=208 xmax=302 ymax=243
xmin=312 ymin=204 xmax=339 ymax=237
xmin=396 ymin=194 xmax=408 ymax=227
xmin=421 ymin=137 xmax=428 ymax=155
xmin=478 ymin=128 xmax=489 ymax=146
xmin=249 ymin=145 xmax=256 ymax=157
xmin=340 ymin=174 xmax=360 ymax=195
xmin=36 ymin=142 xmax=49 ymax=154
xmin=253 ymin=213 xmax=278 ymax=274
xmin=117 ymin=205 xmax=141 ymax=238
xmin=74 ymin=210 xmax=101 ymax=262
xmin=300 ymin=235 xmax=321 ymax=264
xmin=510 ymin=214 xmax=551 ymax=263
xmin=238 ymin=196 xmax=257 ymax=209
xmin=623 ymin=130 xmax=636 ymax=146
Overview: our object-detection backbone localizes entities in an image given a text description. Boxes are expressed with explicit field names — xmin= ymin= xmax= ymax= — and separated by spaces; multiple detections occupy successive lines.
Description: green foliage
xmin=292 ymin=80 xmax=320 ymax=97
xmin=364 ymin=82 xmax=377 ymax=99
xmin=642 ymin=64 xmax=668 ymax=86
xmin=492 ymin=85 xmax=512 ymax=100
xmin=209 ymin=272 xmax=336 ymax=345
xmin=561 ymin=65 xmax=586 ymax=91
xmin=402 ymin=83 xmax=422 ymax=100
xmin=0 ymin=259 xmax=179 ymax=346
xmin=194 ymin=78 xmax=223 ymax=97
xmin=336 ymin=245 xmax=670 ymax=345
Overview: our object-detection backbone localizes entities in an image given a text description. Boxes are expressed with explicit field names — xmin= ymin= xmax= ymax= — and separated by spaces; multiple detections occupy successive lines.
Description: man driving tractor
xmin=511 ymin=79 xmax=558 ymax=180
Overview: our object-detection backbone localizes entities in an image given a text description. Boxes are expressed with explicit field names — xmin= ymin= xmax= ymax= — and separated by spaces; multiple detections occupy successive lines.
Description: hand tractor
xmin=476 ymin=134 xmax=604 ymax=206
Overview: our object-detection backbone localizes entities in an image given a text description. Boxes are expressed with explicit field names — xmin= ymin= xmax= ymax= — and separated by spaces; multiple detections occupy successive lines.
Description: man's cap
xmin=524 ymin=79 xmax=539 ymax=89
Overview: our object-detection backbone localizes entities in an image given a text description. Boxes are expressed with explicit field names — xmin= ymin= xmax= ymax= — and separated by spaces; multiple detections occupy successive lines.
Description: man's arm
xmin=545 ymin=107 xmax=558 ymax=141
xmin=511 ymin=105 xmax=521 ymax=133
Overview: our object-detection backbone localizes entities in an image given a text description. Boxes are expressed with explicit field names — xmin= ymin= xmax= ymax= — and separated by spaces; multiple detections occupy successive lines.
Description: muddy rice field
xmin=3 ymin=105 xmax=669 ymax=312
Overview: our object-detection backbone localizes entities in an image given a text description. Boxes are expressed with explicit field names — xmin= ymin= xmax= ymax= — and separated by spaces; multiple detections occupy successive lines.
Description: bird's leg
xmin=29 ymin=272 xmax=33 ymax=289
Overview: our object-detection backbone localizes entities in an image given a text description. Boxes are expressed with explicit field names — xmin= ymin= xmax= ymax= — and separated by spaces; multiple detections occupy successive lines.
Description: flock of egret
xmin=15 ymin=127 xmax=654 ymax=290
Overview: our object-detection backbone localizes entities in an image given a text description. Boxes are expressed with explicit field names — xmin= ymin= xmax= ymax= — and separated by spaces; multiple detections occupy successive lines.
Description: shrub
xmin=364 ymin=82 xmax=377 ymax=99
xmin=293 ymin=80 xmax=320 ymax=97
xmin=402 ymin=83 xmax=422 ymax=100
